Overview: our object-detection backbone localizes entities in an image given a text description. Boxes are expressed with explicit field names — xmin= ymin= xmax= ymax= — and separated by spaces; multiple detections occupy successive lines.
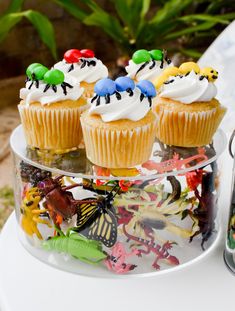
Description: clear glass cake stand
xmin=10 ymin=125 xmax=226 ymax=278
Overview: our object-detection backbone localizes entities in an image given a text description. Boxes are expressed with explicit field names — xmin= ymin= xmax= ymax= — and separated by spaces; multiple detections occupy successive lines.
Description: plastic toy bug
xmin=104 ymin=242 xmax=139 ymax=274
xmin=20 ymin=187 xmax=52 ymax=240
xmin=43 ymin=228 xmax=107 ymax=264
xmin=73 ymin=184 xmax=120 ymax=248
xmin=38 ymin=176 xmax=119 ymax=247
xmin=189 ymin=171 xmax=217 ymax=250
xmin=37 ymin=175 xmax=83 ymax=227
xmin=20 ymin=161 xmax=52 ymax=186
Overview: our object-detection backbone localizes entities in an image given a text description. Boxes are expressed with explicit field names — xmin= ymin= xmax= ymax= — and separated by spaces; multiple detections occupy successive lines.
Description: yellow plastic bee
xmin=179 ymin=62 xmax=200 ymax=75
xmin=154 ymin=66 xmax=180 ymax=89
xmin=21 ymin=187 xmax=52 ymax=240
xmin=200 ymin=67 xmax=218 ymax=81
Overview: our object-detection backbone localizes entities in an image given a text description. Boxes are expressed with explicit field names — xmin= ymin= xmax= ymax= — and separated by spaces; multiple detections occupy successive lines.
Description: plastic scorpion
xmin=20 ymin=187 xmax=52 ymax=240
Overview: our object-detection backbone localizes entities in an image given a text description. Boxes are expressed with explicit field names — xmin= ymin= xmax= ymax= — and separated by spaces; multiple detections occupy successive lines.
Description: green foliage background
xmin=0 ymin=0 xmax=235 ymax=59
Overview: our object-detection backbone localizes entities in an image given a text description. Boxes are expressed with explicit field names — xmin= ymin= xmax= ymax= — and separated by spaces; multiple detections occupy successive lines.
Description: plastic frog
xmin=42 ymin=231 xmax=107 ymax=264
xmin=21 ymin=187 xmax=52 ymax=239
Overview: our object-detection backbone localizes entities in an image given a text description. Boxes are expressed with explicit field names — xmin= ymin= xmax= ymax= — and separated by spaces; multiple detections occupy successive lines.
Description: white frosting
xmin=54 ymin=57 xmax=108 ymax=83
xmin=20 ymin=75 xmax=84 ymax=106
xmin=159 ymin=71 xmax=217 ymax=104
xmin=126 ymin=59 xmax=172 ymax=82
xmin=89 ymin=87 xmax=150 ymax=122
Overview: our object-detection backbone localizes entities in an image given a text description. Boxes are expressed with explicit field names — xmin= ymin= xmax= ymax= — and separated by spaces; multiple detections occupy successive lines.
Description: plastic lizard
xmin=123 ymin=225 xmax=179 ymax=270
xmin=142 ymin=148 xmax=208 ymax=173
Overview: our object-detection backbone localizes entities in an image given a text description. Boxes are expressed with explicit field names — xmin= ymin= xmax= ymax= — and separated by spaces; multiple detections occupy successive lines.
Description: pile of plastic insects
xmin=19 ymin=144 xmax=217 ymax=274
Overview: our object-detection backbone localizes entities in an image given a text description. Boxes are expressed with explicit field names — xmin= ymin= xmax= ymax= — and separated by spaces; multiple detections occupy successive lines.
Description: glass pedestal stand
xmin=10 ymin=125 xmax=226 ymax=277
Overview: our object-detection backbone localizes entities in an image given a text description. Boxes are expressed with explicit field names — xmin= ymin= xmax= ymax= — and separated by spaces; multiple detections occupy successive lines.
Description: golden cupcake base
xmin=81 ymin=110 xmax=157 ymax=168
xmin=154 ymin=97 xmax=226 ymax=147
xmin=18 ymin=99 xmax=88 ymax=151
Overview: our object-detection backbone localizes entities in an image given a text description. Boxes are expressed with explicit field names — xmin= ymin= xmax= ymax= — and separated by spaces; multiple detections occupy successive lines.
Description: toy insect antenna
xmin=106 ymin=183 xmax=120 ymax=200
xmin=62 ymin=182 xmax=83 ymax=191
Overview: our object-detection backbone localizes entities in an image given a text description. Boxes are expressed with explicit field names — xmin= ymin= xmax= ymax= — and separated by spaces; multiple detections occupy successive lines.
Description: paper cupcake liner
xmin=81 ymin=118 xmax=157 ymax=168
xmin=18 ymin=104 xmax=88 ymax=150
xmin=156 ymin=106 xmax=226 ymax=147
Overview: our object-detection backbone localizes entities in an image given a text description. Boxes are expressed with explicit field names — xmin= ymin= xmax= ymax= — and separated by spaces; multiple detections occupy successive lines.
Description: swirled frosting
xmin=54 ymin=58 xmax=108 ymax=83
xmin=20 ymin=75 xmax=84 ymax=106
xmin=159 ymin=71 xmax=217 ymax=104
xmin=126 ymin=59 xmax=172 ymax=82
xmin=89 ymin=87 xmax=152 ymax=122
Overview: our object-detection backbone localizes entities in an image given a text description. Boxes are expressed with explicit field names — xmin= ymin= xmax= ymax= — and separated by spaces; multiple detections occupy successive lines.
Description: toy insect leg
xmin=21 ymin=217 xmax=34 ymax=236
xmin=21 ymin=216 xmax=42 ymax=239
xmin=32 ymin=215 xmax=52 ymax=227
xmin=33 ymin=225 xmax=43 ymax=240
xmin=44 ymin=202 xmax=62 ymax=228
xmin=31 ymin=208 xmax=47 ymax=215
xmin=62 ymin=183 xmax=82 ymax=191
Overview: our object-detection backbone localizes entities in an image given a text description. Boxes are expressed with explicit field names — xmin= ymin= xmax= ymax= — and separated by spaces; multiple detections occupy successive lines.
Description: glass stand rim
xmin=10 ymin=125 xmax=227 ymax=181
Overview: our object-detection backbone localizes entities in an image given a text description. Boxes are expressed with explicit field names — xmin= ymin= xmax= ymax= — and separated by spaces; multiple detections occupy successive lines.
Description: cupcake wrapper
xmin=81 ymin=118 xmax=157 ymax=168
xmin=18 ymin=104 xmax=88 ymax=150
xmin=156 ymin=106 xmax=226 ymax=147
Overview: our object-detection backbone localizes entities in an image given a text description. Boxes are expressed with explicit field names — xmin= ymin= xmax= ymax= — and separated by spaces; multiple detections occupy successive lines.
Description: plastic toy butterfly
xmin=72 ymin=184 xmax=119 ymax=248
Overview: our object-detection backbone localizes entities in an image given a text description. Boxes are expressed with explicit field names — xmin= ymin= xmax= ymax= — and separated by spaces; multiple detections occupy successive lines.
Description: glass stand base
xmin=18 ymin=224 xmax=222 ymax=278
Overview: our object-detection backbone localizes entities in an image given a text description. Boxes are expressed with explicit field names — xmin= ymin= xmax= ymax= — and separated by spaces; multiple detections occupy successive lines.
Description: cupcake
xmin=125 ymin=49 xmax=172 ymax=83
xmin=80 ymin=77 xmax=157 ymax=168
xmin=153 ymin=62 xmax=226 ymax=147
xmin=54 ymin=49 xmax=108 ymax=98
xmin=19 ymin=63 xmax=88 ymax=151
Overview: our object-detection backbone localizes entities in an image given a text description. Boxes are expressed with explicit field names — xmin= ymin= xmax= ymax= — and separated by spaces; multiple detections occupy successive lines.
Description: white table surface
xmin=0 ymin=212 xmax=235 ymax=311
xmin=0 ymin=137 xmax=235 ymax=311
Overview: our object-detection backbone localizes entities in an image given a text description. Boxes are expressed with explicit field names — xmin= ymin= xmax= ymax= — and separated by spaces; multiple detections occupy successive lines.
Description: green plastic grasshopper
xmin=42 ymin=228 xmax=107 ymax=264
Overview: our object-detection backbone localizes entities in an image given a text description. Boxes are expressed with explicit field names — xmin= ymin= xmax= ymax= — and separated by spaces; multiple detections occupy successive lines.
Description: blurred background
xmin=0 ymin=0 xmax=235 ymax=228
